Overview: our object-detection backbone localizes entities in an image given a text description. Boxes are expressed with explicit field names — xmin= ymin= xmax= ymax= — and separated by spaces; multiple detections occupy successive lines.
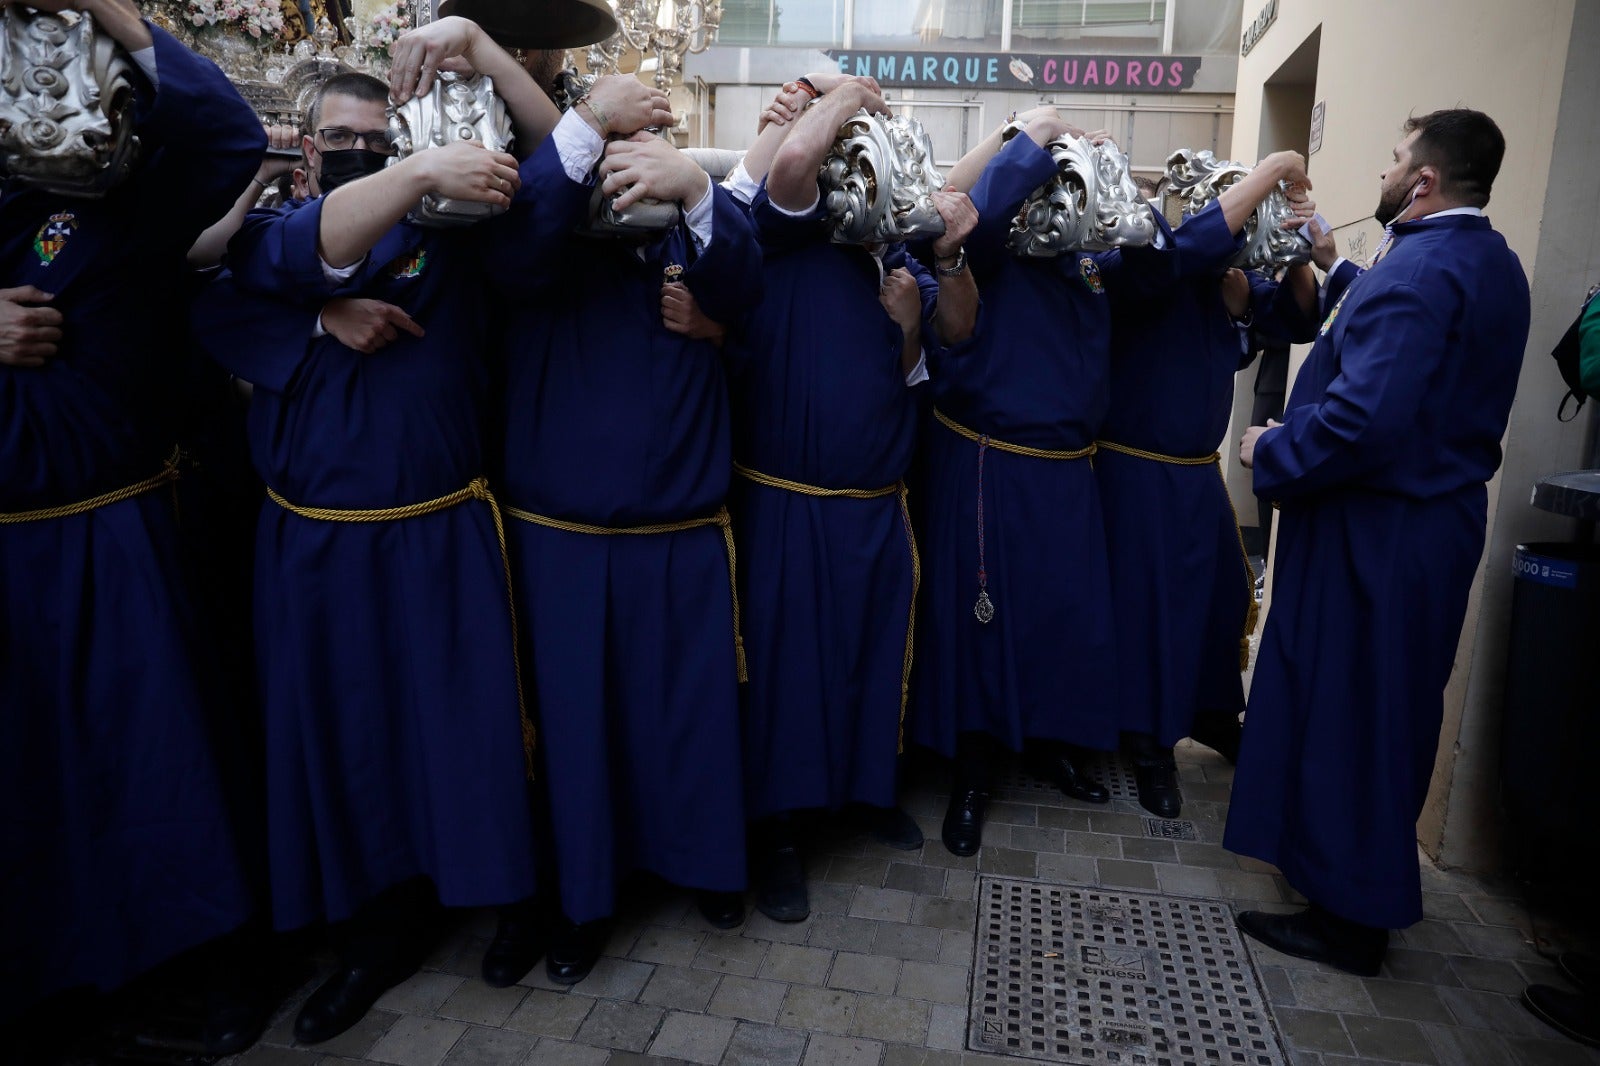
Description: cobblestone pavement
xmin=226 ymin=743 xmax=1599 ymax=1066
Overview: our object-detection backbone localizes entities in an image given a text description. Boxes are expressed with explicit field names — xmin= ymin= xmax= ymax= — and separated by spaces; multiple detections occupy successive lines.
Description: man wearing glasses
xmin=191 ymin=17 xmax=566 ymax=1045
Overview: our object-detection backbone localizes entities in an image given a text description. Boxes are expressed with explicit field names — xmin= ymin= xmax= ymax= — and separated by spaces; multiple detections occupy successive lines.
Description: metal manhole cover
xmin=1144 ymin=818 xmax=1198 ymax=841
xmin=996 ymin=752 xmax=1141 ymax=802
xmin=970 ymin=877 xmax=1284 ymax=1065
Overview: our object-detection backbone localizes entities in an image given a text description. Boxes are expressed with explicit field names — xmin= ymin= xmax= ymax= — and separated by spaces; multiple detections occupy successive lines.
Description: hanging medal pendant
xmin=974 ymin=589 xmax=995 ymax=624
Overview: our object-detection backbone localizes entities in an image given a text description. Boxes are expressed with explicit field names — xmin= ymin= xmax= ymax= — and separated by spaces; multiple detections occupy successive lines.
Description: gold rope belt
xmin=935 ymin=410 xmax=1094 ymax=625
xmin=732 ymin=462 xmax=921 ymax=752
xmin=267 ymin=477 xmax=536 ymax=779
xmin=1094 ymin=439 xmax=1259 ymax=670
xmin=934 ymin=408 xmax=1097 ymax=460
xmin=0 ymin=449 xmax=182 ymax=525
xmin=502 ymin=503 xmax=748 ymax=684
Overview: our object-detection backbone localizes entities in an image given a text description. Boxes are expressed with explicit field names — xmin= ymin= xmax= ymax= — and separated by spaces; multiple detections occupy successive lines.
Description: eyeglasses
xmin=316 ymin=127 xmax=399 ymax=156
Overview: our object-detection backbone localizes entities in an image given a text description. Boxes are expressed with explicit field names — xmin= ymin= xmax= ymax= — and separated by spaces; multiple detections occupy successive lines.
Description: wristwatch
xmin=936 ymin=247 xmax=967 ymax=277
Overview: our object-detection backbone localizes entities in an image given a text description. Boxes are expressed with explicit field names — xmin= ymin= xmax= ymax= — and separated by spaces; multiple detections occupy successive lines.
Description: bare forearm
xmin=189 ymin=178 xmax=265 ymax=268
xmin=739 ymin=119 xmax=797 ymax=187
xmin=944 ymin=126 xmax=1006 ymax=193
xmin=934 ymin=270 xmax=978 ymax=345
xmin=82 ymin=0 xmax=153 ymax=50
xmin=899 ymin=326 xmax=923 ymax=378
xmin=318 ymin=160 xmax=430 ymax=268
xmin=767 ymin=91 xmax=865 ymax=211
xmin=468 ymin=41 xmax=560 ymax=151
xmin=1217 ymin=157 xmax=1290 ymax=236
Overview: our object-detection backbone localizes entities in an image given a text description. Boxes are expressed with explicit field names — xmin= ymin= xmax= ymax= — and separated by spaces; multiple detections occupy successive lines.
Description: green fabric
xmin=1583 ymin=293 xmax=1600 ymax=395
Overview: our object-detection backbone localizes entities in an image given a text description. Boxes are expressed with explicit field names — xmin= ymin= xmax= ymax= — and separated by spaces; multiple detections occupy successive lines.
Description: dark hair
xmin=1402 ymin=109 xmax=1505 ymax=207
xmin=1133 ymin=175 xmax=1160 ymax=198
xmin=306 ymin=72 xmax=390 ymax=133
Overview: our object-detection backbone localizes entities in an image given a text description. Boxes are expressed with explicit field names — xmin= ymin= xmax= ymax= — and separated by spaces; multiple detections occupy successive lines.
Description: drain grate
xmin=996 ymin=752 xmax=1141 ymax=802
xmin=970 ymin=877 xmax=1284 ymax=1065
xmin=1144 ymin=818 xmax=1198 ymax=841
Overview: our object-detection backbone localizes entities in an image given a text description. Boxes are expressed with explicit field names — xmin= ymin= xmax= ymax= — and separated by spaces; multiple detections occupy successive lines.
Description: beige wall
xmin=1227 ymin=0 xmax=1599 ymax=870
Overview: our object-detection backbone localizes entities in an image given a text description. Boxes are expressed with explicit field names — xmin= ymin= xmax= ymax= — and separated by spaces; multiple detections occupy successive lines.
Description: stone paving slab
xmin=218 ymin=744 xmax=1598 ymax=1066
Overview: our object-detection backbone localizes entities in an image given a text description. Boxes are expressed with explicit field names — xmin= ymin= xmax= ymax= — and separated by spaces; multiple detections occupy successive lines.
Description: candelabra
xmin=586 ymin=0 xmax=723 ymax=89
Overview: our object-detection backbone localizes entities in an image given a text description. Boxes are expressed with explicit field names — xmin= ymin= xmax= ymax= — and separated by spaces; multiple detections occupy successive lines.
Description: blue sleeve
xmin=751 ymin=181 xmax=828 ymax=255
xmin=683 ymin=186 xmax=764 ymax=326
xmin=967 ymin=135 xmax=1057 ymax=272
xmin=1249 ymin=271 xmax=1319 ymax=347
xmin=1170 ymin=198 xmax=1243 ymax=278
xmin=190 ymin=270 xmax=320 ymax=395
xmin=1321 ymin=258 xmax=1363 ymax=314
xmin=1253 ymin=281 xmax=1451 ymax=500
xmin=482 ymin=134 xmax=594 ymax=291
xmin=134 ymin=25 xmax=267 ymax=251
xmin=226 ymin=200 xmax=340 ymax=302
xmin=1100 ymin=209 xmax=1180 ymax=302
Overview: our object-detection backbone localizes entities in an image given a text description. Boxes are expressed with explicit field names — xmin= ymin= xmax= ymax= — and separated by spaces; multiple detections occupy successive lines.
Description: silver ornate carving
xmin=1164 ymin=148 xmax=1311 ymax=272
xmin=819 ymin=110 xmax=946 ymax=246
xmin=386 ymin=70 xmax=513 ymax=227
xmin=0 ymin=6 xmax=139 ymax=197
xmin=1004 ymin=126 xmax=1155 ymax=257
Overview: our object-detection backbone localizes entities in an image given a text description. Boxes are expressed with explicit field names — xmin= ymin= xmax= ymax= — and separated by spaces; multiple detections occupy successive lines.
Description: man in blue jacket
xmin=1228 ymin=109 xmax=1530 ymax=976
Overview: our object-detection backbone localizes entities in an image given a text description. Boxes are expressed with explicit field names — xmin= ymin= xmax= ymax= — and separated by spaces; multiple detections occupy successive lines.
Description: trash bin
xmin=1500 ymin=542 xmax=1600 ymax=887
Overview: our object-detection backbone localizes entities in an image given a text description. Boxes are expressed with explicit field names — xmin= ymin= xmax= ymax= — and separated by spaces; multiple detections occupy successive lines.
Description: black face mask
xmin=317 ymin=148 xmax=389 ymax=194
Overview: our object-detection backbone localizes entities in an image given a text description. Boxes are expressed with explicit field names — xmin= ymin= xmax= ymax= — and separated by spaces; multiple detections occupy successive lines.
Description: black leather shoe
xmin=1030 ymin=752 xmax=1109 ymax=804
xmin=1236 ymin=907 xmax=1386 ymax=977
xmin=1190 ymin=712 xmax=1243 ymax=764
xmin=545 ymin=918 xmax=611 ymax=986
xmin=1523 ymin=984 xmax=1600 ymax=1047
xmin=1558 ymin=952 xmax=1600 ymax=995
xmin=755 ymin=843 xmax=810 ymax=923
xmin=294 ymin=963 xmax=415 ymax=1045
xmin=481 ymin=905 xmax=548 ymax=988
xmin=941 ymin=788 xmax=988 ymax=857
xmin=697 ymin=890 xmax=745 ymax=930
xmin=865 ymin=805 xmax=925 ymax=851
xmin=1134 ymin=762 xmax=1182 ymax=818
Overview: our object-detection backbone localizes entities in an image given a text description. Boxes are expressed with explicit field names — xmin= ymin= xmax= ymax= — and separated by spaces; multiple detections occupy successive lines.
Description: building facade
xmin=681 ymin=0 xmax=1243 ymax=177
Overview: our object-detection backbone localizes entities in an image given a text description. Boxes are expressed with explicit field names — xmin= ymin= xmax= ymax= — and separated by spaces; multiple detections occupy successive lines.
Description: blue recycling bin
xmin=1500 ymin=542 xmax=1600 ymax=886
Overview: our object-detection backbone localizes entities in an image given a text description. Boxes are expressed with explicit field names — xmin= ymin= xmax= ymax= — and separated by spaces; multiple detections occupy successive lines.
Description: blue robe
xmin=193 ymin=197 xmax=537 ymax=931
xmin=0 ymin=27 xmax=261 ymax=1012
xmin=1098 ymin=201 xmax=1318 ymax=746
xmin=727 ymin=188 xmax=933 ymax=818
xmin=489 ymin=133 xmax=762 ymax=923
xmin=1223 ymin=213 xmax=1530 ymax=928
xmin=911 ymin=133 xmax=1171 ymax=758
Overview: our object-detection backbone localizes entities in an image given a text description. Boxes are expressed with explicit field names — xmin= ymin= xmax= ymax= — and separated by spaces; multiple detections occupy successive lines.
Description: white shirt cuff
xmin=905 ymin=349 xmax=929 ymax=386
xmin=684 ymin=174 xmax=715 ymax=252
xmin=320 ymin=256 xmax=363 ymax=286
xmin=130 ymin=46 xmax=157 ymax=90
xmin=554 ymin=108 xmax=605 ymax=183
xmin=1150 ymin=227 xmax=1167 ymax=250
xmin=721 ymin=161 xmax=760 ymax=206
xmin=1327 ymin=255 xmax=1349 ymax=276
xmin=771 ymin=191 xmax=820 ymax=218
xmin=313 ymin=311 xmax=328 ymax=338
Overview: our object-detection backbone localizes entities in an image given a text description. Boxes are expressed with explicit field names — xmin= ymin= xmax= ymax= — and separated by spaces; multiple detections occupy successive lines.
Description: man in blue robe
xmin=488 ymin=79 xmax=762 ymax=985
xmin=191 ymin=21 xmax=563 ymax=1040
xmin=1099 ymin=159 xmax=1319 ymax=817
xmin=914 ymin=114 xmax=1175 ymax=855
xmin=721 ymin=75 xmax=979 ymax=921
xmin=1227 ymin=110 xmax=1530 ymax=976
xmin=0 ymin=0 xmax=263 ymax=1039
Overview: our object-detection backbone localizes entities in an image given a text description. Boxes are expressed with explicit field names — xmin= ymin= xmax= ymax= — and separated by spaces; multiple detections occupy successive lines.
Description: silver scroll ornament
xmin=0 ymin=6 xmax=138 ymax=197
xmin=386 ymin=70 xmax=514 ymax=228
xmin=1003 ymin=124 xmax=1155 ymax=257
xmin=554 ymin=69 xmax=681 ymax=240
xmin=819 ymin=109 xmax=946 ymax=246
xmin=1163 ymin=148 xmax=1311 ymax=272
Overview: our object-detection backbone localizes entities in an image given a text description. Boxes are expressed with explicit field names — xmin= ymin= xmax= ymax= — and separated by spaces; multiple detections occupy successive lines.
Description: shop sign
xmin=1241 ymin=0 xmax=1279 ymax=56
xmin=824 ymin=49 xmax=1202 ymax=92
